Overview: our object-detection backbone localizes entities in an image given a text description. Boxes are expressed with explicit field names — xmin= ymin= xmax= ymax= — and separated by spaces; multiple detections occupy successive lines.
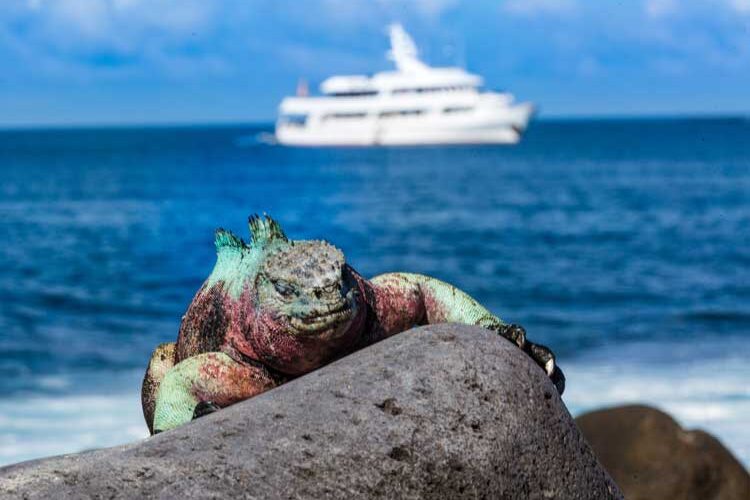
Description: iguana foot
xmin=193 ymin=401 xmax=221 ymax=420
xmin=551 ymin=365 xmax=565 ymax=395
xmin=153 ymin=352 xmax=280 ymax=433
xmin=493 ymin=323 xmax=565 ymax=395
xmin=526 ymin=341 xmax=565 ymax=395
xmin=494 ymin=323 xmax=526 ymax=348
xmin=142 ymin=342 xmax=177 ymax=435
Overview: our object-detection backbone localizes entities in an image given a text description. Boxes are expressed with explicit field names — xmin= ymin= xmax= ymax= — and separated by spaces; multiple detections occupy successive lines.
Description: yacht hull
xmin=276 ymin=102 xmax=535 ymax=147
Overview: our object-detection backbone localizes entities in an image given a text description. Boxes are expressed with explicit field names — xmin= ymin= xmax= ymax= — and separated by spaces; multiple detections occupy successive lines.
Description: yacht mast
xmin=387 ymin=23 xmax=429 ymax=73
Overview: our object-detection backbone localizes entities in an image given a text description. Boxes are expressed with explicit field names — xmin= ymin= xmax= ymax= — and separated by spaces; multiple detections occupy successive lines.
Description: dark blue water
xmin=1 ymin=118 xmax=749 ymax=464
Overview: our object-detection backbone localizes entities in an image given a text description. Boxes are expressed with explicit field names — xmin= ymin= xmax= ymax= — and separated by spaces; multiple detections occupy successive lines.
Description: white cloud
xmin=0 ymin=0 xmax=224 ymax=81
xmin=647 ymin=0 xmax=750 ymax=18
xmin=644 ymin=0 xmax=678 ymax=19
xmin=407 ymin=0 xmax=459 ymax=19
xmin=51 ymin=0 xmax=111 ymax=39
xmin=18 ymin=0 xmax=216 ymax=50
xmin=371 ymin=0 xmax=459 ymax=19
xmin=2 ymin=0 xmax=748 ymax=85
xmin=503 ymin=0 xmax=577 ymax=16
xmin=316 ymin=0 xmax=458 ymax=26
xmin=727 ymin=0 xmax=750 ymax=13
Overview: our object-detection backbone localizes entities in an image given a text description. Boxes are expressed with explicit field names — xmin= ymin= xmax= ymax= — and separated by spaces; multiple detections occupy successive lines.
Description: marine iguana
xmin=142 ymin=215 xmax=565 ymax=434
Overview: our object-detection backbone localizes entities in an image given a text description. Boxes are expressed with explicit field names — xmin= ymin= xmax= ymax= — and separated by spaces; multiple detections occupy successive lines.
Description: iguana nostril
xmin=314 ymin=290 xmax=322 ymax=299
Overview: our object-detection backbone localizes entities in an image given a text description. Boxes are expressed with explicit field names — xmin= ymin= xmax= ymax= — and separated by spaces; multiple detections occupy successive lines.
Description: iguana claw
xmin=494 ymin=324 xmax=565 ymax=395
xmin=193 ymin=401 xmax=221 ymax=420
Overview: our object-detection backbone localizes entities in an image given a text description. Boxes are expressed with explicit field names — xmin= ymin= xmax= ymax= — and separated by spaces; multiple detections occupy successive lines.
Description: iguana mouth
xmin=288 ymin=300 xmax=357 ymax=335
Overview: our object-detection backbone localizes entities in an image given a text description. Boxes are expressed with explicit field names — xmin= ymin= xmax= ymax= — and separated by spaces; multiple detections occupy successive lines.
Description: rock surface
xmin=576 ymin=405 xmax=750 ymax=500
xmin=0 ymin=324 xmax=622 ymax=499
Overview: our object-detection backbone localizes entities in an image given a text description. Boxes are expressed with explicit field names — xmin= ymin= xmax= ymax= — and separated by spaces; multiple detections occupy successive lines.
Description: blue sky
xmin=1 ymin=0 xmax=749 ymax=126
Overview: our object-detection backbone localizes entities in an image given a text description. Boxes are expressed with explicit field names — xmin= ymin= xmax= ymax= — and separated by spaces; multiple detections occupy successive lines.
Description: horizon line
xmin=0 ymin=112 xmax=748 ymax=132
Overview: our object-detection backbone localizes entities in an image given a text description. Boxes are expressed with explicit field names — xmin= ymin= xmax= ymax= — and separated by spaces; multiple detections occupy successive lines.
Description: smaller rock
xmin=575 ymin=404 xmax=750 ymax=500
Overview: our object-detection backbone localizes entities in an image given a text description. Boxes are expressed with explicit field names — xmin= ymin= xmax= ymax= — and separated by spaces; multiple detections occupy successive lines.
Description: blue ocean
xmin=1 ymin=118 xmax=748 ymax=466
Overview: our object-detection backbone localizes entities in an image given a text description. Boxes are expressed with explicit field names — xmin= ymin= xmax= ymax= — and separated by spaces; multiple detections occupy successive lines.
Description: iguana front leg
xmin=142 ymin=342 xmax=177 ymax=435
xmin=370 ymin=272 xmax=565 ymax=394
xmin=152 ymin=352 xmax=279 ymax=434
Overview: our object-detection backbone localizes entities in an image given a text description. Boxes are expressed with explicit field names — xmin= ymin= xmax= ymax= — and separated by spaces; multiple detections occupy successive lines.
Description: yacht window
xmin=392 ymin=86 xmax=474 ymax=95
xmin=392 ymin=88 xmax=431 ymax=94
xmin=323 ymin=112 xmax=368 ymax=120
xmin=379 ymin=109 xmax=425 ymax=118
xmin=329 ymin=91 xmax=378 ymax=97
xmin=280 ymin=114 xmax=308 ymax=127
xmin=443 ymin=106 xmax=473 ymax=114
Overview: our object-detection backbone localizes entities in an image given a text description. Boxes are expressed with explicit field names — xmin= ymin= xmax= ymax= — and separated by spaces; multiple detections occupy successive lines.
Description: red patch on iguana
xmin=249 ymin=310 xmax=334 ymax=375
xmin=223 ymin=286 xmax=261 ymax=361
xmin=176 ymin=281 xmax=264 ymax=365
xmin=192 ymin=352 xmax=277 ymax=407
xmin=370 ymin=275 xmax=426 ymax=336
xmin=198 ymin=359 xmax=222 ymax=380
xmin=248 ymin=291 xmax=368 ymax=376
xmin=175 ymin=282 xmax=231 ymax=362
xmin=423 ymin=292 xmax=449 ymax=323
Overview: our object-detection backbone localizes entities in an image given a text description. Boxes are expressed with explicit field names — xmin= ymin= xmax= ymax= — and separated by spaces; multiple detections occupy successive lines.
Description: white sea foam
xmin=0 ymin=344 xmax=748 ymax=468
xmin=0 ymin=372 xmax=149 ymax=466
xmin=563 ymin=340 xmax=750 ymax=466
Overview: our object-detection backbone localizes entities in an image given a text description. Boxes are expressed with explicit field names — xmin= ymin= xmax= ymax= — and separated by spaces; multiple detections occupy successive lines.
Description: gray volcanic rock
xmin=0 ymin=324 xmax=622 ymax=499
xmin=576 ymin=405 xmax=750 ymax=500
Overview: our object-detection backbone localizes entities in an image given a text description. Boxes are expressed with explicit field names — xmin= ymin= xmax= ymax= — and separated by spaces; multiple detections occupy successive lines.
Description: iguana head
xmin=179 ymin=215 xmax=365 ymax=375
xmin=256 ymin=239 xmax=360 ymax=341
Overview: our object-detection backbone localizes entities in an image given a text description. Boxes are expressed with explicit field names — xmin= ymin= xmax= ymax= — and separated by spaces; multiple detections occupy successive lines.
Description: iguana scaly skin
xmin=142 ymin=215 xmax=565 ymax=434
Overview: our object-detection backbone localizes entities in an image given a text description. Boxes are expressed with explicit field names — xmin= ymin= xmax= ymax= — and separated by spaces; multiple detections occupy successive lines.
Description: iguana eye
xmin=273 ymin=281 xmax=294 ymax=297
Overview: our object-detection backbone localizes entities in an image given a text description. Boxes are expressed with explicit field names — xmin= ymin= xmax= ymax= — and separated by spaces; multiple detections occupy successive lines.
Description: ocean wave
xmin=677 ymin=309 xmax=750 ymax=324
xmin=563 ymin=341 xmax=750 ymax=466
xmin=0 ymin=372 xmax=148 ymax=466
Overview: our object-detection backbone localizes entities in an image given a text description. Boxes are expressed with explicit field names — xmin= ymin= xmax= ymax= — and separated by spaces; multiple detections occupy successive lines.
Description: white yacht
xmin=275 ymin=24 xmax=535 ymax=146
